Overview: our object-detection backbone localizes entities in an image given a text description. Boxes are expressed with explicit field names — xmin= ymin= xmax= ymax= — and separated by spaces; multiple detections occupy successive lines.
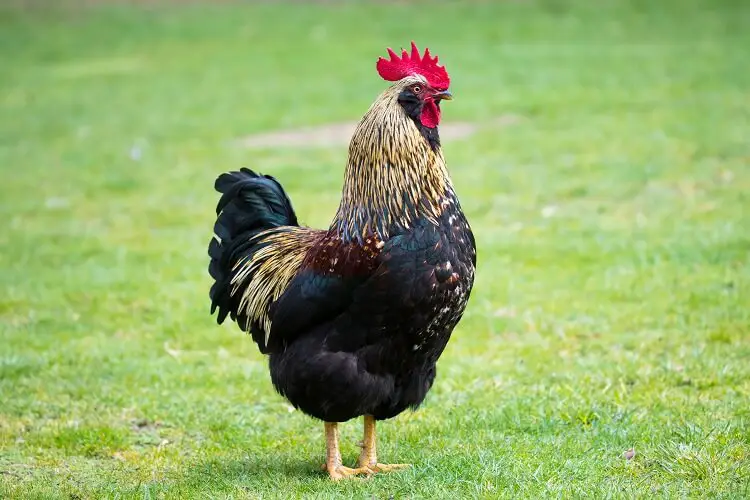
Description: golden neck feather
xmin=332 ymin=79 xmax=453 ymax=242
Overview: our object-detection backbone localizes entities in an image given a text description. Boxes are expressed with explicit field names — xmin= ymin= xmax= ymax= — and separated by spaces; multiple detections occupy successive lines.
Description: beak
xmin=435 ymin=90 xmax=453 ymax=101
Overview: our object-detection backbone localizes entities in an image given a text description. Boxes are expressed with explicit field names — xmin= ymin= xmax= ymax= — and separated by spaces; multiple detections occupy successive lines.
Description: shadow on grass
xmin=183 ymin=453 xmax=325 ymax=489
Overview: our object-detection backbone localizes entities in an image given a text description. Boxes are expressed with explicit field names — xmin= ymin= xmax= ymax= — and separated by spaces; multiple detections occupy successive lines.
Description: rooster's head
xmin=377 ymin=42 xmax=452 ymax=129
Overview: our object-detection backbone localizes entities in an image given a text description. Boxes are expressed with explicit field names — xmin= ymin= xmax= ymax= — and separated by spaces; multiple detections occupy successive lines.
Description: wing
xmin=266 ymin=235 xmax=382 ymax=350
xmin=267 ymin=270 xmax=363 ymax=350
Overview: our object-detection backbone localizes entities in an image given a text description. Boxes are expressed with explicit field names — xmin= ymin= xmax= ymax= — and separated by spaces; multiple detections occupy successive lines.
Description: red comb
xmin=376 ymin=41 xmax=450 ymax=91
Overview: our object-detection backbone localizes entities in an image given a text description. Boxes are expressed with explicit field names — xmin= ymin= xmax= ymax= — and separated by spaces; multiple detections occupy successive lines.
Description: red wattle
xmin=420 ymin=100 xmax=441 ymax=129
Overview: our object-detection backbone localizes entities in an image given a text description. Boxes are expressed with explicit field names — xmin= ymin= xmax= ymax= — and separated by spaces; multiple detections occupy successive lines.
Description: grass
xmin=1 ymin=0 xmax=749 ymax=498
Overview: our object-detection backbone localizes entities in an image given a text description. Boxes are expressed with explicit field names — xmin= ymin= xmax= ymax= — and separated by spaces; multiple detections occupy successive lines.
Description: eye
xmin=412 ymin=85 xmax=422 ymax=94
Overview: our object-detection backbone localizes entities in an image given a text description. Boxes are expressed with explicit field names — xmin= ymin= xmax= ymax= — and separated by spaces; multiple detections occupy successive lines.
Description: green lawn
xmin=1 ymin=1 xmax=749 ymax=498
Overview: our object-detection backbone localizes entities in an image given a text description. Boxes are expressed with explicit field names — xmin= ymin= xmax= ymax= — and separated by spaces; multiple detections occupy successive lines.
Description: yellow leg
xmin=357 ymin=415 xmax=411 ymax=473
xmin=324 ymin=422 xmax=370 ymax=480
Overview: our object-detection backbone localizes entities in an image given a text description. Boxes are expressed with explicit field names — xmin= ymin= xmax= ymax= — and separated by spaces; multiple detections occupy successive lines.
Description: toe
xmin=367 ymin=463 xmax=411 ymax=473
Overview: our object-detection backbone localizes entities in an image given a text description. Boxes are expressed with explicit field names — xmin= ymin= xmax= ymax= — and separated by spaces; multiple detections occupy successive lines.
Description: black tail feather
xmin=208 ymin=168 xmax=298 ymax=324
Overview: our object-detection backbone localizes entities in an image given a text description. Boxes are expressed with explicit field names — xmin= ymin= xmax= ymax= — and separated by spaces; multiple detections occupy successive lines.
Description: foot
xmin=327 ymin=464 xmax=372 ymax=481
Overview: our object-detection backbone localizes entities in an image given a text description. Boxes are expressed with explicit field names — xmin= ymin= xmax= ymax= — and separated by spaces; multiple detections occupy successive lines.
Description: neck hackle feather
xmin=332 ymin=76 xmax=453 ymax=243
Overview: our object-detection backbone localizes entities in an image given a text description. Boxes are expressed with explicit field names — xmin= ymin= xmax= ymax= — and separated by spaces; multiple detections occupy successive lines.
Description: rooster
xmin=209 ymin=42 xmax=476 ymax=480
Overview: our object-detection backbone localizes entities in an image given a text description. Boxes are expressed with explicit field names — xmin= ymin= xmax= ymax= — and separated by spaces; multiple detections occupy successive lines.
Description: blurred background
xmin=1 ymin=0 xmax=748 ymax=497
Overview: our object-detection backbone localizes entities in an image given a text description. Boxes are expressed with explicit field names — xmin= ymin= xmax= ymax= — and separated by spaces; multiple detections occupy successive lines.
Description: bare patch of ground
xmin=237 ymin=115 xmax=522 ymax=149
